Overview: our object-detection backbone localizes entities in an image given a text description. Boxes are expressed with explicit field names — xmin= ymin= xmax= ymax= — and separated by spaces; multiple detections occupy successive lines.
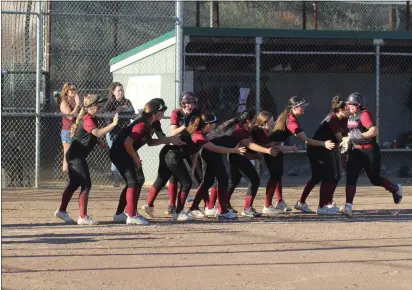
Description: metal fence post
xmin=35 ymin=0 xmax=43 ymax=188
xmin=255 ymin=36 xmax=262 ymax=174
xmin=374 ymin=38 xmax=383 ymax=145
xmin=175 ymin=1 xmax=183 ymax=109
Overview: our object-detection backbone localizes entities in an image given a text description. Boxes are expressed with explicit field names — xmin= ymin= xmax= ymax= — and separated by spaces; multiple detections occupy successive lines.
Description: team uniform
xmin=168 ymin=108 xmax=202 ymax=210
xmin=189 ymin=127 xmax=250 ymax=220
xmin=208 ymin=124 xmax=261 ymax=217
xmin=298 ymin=113 xmax=345 ymax=214
xmin=143 ymin=130 xmax=209 ymax=220
xmin=110 ymin=118 xmax=156 ymax=225
xmin=252 ymin=113 xmax=302 ymax=214
xmin=341 ymin=109 xmax=402 ymax=216
xmin=56 ymin=113 xmax=99 ymax=225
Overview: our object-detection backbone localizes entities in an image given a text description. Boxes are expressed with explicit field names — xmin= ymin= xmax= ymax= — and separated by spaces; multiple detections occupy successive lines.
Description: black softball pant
xmin=264 ymin=153 xmax=283 ymax=180
xmin=191 ymin=149 xmax=229 ymax=213
xmin=153 ymin=147 xmax=193 ymax=195
xmin=228 ymin=153 xmax=260 ymax=197
xmin=66 ymin=157 xmax=92 ymax=194
xmin=169 ymin=155 xmax=203 ymax=185
xmin=301 ymin=147 xmax=341 ymax=206
xmin=111 ymin=152 xmax=145 ymax=216
xmin=59 ymin=156 xmax=92 ymax=217
xmin=345 ymin=143 xmax=397 ymax=204
xmin=307 ymin=147 xmax=341 ymax=184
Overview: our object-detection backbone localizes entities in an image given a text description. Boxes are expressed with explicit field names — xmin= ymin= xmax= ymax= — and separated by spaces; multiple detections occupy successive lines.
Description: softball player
xmin=340 ymin=92 xmax=403 ymax=217
xmin=167 ymin=92 xmax=203 ymax=215
xmin=144 ymin=113 xmax=246 ymax=220
xmin=296 ymin=96 xmax=349 ymax=215
xmin=54 ymin=94 xmax=118 ymax=225
xmin=253 ymin=96 xmax=335 ymax=215
xmin=205 ymin=110 xmax=279 ymax=218
xmin=110 ymin=99 xmax=183 ymax=225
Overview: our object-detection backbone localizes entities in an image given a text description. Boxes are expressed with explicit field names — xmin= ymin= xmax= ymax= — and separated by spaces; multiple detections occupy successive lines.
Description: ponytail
xmin=214 ymin=110 xmax=254 ymax=135
xmin=70 ymin=106 xmax=86 ymax=137
xmin=273 ymin=108 xmax=290 ymax=132
xmin=214 ymin=117 xmax=240 ymax=135
xmin=187 ymin=116 xmax=200 ymax=134
xmin=70 ymin=93 xmax=99 ymax=137
xmin=331 ymin=95 xmax=345 ymax=113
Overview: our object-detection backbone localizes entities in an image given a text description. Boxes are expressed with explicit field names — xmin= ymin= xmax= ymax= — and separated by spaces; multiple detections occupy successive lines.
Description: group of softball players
xmin=54 ymin=85 xmax=403 ymax=225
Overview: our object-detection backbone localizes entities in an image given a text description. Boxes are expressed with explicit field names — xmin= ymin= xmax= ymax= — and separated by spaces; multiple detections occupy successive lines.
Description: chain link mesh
xmin=1 ymin=1 xmax=38 ymax=112
xmin=2 ymin=2 xmax=412 ymax=189
xmin=184 ymin=1 xmax=410 ymax=31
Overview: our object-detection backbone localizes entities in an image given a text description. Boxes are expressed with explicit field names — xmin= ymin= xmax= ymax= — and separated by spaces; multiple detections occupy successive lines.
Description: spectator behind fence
xmin=104 ymin=82 xmax=135 ymax=186
xmin=57 ymin=82 xmax=81 ymax=172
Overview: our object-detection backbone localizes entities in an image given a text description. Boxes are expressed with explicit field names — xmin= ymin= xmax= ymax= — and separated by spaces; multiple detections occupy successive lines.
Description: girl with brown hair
xmin=253 ymin=96 xmax=334 ymax=215
xmin=104 ymin=82 xmax=135 ymax=185
xmin=110 ymin=99 xmax=184 ymax=225
xmin=142 ymin=113 xmax=246 ymax=221
xmin=54 ymin=94 xmax=118 ymax=225
xmin=296 ymin=96 xmax=349 ymax=215
xmin=59 ymin=82 xmax=81 ymax=172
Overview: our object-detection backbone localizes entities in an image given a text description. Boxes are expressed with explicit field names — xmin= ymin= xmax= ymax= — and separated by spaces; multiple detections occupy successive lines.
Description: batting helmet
xmin=347 ymin=92 xmax=365 ymax=107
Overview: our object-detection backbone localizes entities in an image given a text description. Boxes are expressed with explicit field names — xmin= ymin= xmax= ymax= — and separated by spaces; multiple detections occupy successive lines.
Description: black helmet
xmin=347 ymin=92 xmax=365 ymax=107
xmin=180 ymin=91 xmax=196 ymax=105
xmin=146 ymin=98 xmax=168 ymax=115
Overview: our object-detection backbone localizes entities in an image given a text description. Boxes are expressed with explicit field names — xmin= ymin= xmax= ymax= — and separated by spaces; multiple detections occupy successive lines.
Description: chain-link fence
xmin=2 ymin=1 xmax=412 ymax=189
xmin=184 ymin=32 xmax=412 ymax=185
xmin=183 ymin=1 xmax=411 ymax=31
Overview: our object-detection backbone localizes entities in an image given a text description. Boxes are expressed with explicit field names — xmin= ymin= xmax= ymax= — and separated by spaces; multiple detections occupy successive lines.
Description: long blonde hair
xmin=60 ymin=82 xmax=76 ymax=104
xmin=70 ymin=94 xmax=99 ymax=137
xmin=273 ymin=96 xmax=303 ymax=132
xmin=187 ymin=113 xmax=216 ymax=134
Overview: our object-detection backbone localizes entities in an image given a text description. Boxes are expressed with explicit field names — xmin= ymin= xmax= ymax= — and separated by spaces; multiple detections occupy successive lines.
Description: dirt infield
xmin=2 ymin=185 xmax=412 ymax=290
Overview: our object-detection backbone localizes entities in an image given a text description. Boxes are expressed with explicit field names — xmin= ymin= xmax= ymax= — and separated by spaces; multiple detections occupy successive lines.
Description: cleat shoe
xmin=164 ymin=205 xmax=176 ymax=216
xmin=241 ymin=207 xmax=261 ymax=218
xmin=275 ymin=200 xmax=292 ymax=212
xmin=77 ymin=216 xmax=99 ymax=225
xmin=327 ymin=203 xmax=340 ymax=214
xmin=113 ymin=212 xmax=128 ymax=223
xmin=217 ymin=212 xmax=238 ymax=221
xmin=204 ymin=206 xmax=217 ymax=217
xmin=262 ymin=205 xmax=284 ymax=215
xmin=141 ymin=203 xmax=155 ymax=218
xmin=294 ymin=201 xmax=314 ymax=213
xmin=126 ymin=215 xmax=149 ymax=225
xmin=317 ymin=206 xmax=337 ymax=215
xmin=54 ymin=210 xmax=75 ymax=223
xmin=173 ymin=211 xmax=194 ymax=221
xmin=393 ymin=184 xmax=403 ymax=204
xmin=188 ymin=209 xmax=204 ymax=219
xmin=340 ymin=204 xmax=353 ymax=218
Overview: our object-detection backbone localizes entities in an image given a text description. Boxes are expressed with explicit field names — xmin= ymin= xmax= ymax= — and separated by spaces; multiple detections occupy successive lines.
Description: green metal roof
xmin=110 ymin=30 xmax=176 ymax=66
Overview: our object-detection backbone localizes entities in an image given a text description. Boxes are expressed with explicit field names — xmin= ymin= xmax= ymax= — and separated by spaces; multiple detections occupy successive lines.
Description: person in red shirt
xmin=110 ymin=99 xmax=184 ymax=225
xmin=340 ymin=92 xmax=403 ymax=218
xmin=167 ymin=92 xmax=203 ymax=215
xmin=295 ymin=96 xmax=349 ymax=215
xmin=253 ymin=96 xmax=335 ymax=215
xmin=142 ymin=113 xmax=246 ymax=221
xmin=54 ymin=94 xmax=118 ymax=225
xmin=59 ymin=82 xmax=81 ymax=172
xmin=205 ymin=110 xmax=279 ymax=218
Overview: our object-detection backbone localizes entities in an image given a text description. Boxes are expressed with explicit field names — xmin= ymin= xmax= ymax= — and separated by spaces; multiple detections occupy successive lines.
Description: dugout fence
xmin=2 ymin=2 xmax=412 ymax=189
